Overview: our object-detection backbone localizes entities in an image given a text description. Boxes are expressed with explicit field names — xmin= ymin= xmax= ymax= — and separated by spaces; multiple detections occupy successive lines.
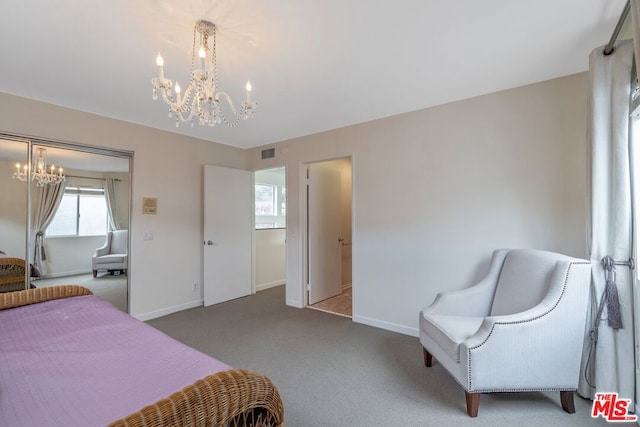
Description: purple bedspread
xmin=0 ymin=295 xmax=231 ymax=426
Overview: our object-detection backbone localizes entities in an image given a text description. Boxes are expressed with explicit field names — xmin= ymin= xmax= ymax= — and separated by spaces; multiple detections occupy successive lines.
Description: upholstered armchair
xmin=419 ymin=249 xmax=591 ymax=417
xmin=92 ymin=230 xmax=128 ymax=277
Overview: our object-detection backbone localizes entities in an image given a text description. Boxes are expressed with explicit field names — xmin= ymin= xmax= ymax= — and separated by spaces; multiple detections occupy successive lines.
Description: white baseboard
xmin=38 ymin=269 xmax=91 ymax=279
xmin=353 ymin=315 xmax=419 ymax=337
xmin=135 ymin=299 xmax=203 ymax=322
xmin=286 ymin=298 xmax=304 ymax=308
xmin=256 ymin=280 xmax=285 ymax=292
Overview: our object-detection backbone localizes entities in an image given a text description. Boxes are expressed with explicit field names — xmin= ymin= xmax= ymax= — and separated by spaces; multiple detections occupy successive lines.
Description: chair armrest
xmin=423 ymin=249 xmax=508 ymax=317
xmin=93 ymin=240 xmax=110 ymax=258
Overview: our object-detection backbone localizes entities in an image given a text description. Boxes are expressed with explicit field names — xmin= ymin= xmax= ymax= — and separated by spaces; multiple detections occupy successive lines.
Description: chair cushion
xmin=490 ymin=250 xmax=559 ymax=316
xmin=420 ymin=314 xmax=484 ymax=362
xmin=110 ymin=230 xmax=128 ymax=254
xmin=95 ymin=254 xmax=126 ymax=264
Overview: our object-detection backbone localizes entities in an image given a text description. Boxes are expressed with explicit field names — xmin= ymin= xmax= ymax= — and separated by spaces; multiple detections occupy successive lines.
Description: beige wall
xmin=248 ymin=73 xmax=588 ymax=335
xmin=255 ymin=228 xmax=286 ymax=290
xmin=0 ymin=92 xmax=246 ymax=318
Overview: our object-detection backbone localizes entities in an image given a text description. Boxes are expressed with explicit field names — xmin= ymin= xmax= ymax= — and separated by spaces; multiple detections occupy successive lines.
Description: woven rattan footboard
xmin=109 ymin=368 xmax=284 ymax=427
xmin=0 ymin=284 xmax=93 ymax=309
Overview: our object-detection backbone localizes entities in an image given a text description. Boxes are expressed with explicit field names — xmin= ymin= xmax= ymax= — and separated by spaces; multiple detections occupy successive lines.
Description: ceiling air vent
xmin=261 ymin=148 xmax=276 ymax=159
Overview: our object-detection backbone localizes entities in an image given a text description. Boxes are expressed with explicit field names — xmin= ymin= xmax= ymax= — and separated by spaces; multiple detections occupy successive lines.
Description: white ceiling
xmin=0 ymin=139 xmax=130 ymax=173
xmin=0 ymin=0 xmax=628 ymax=149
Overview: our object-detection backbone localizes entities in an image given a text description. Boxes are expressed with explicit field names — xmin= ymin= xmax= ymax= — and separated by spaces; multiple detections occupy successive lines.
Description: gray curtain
xmin=577 ymin=39 xmax=635 ymax=409
xmin=104 ymin=178 xmax=120 ymax=231
xmin=30 ymin=179 xmax=66 ymax=275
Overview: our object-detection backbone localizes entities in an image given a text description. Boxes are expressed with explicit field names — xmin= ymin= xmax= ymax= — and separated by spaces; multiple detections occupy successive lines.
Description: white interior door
xmin=203 ymin=165 xmax=252 ymax=306
xmin=308 ymin=163 xmax=342 ymax=305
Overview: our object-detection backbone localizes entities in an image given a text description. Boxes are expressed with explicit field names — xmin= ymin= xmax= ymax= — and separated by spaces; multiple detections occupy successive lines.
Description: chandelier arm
xmin=159 ymin=87 xmax=176 ymax=108
xmin=184 ymin=95 xmax=200 ymax=122
xmin=216 ymin=92 xmax=239 ymax=116
xmin=179 ymin=85 xmax=196 ymax=110
xmin=217 ymin=103 xmax=246 ymax=127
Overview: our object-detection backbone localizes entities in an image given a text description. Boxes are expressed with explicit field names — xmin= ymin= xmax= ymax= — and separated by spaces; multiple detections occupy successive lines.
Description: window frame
xmin=46 ymin=186 xmax=108 ymax=238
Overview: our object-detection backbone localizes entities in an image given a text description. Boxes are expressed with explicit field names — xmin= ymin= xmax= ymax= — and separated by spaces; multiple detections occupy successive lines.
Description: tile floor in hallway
xmin=308 ymin=286 xmax=352 ymax=317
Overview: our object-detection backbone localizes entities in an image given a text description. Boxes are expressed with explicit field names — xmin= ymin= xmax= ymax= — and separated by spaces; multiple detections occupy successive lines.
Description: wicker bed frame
xmin=0 ymin=256 xmax=27 ymax=293
xmin=0 ymin=286 xmax=285 ymax=427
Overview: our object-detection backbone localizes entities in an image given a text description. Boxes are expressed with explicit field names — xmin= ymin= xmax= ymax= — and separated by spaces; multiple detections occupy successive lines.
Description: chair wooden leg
xmin=423 ymin=347 xmax=433 ymax=367
xmin=465 ymin=392 xmax=480 ymax=417
xmin=560 ymin=391 xmax=575 ymax=414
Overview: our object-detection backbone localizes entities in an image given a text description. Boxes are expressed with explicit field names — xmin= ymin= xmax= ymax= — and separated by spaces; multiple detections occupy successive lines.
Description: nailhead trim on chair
xmin=465 ymin=261 xmax=590 ymax=392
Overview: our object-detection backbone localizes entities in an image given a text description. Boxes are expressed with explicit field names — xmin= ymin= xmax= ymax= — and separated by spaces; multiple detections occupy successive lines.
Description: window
xmin=254 ymin=168 xmax=286 ymax=229
xmin=47 ymin=187 xmax=108 ymax=237
xmin=255 ymin=184 xmax=276 ymax=216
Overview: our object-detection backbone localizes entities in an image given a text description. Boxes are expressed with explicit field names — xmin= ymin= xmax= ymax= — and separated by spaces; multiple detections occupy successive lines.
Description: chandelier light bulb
xmin=174 ymin=82 xmax=181 ymax=93
xmin=156 ymin=54 xmax=164 ymax=67
xmin=198 ymin=46 xmax=207 ymax=73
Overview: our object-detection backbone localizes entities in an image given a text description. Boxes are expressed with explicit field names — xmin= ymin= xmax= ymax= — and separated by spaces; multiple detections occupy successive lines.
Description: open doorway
xmin=306 ymin=157 xmax=352 ymax=318
xmin=254 ymin=167 xmax=286 ymax=293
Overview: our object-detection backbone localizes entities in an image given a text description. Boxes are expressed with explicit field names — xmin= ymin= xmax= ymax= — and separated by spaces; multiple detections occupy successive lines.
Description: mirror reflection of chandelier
xmin=13 ymin=148 xmax=65 ymax=186
xmin=151 ymin=20 xmax=256 ymax=128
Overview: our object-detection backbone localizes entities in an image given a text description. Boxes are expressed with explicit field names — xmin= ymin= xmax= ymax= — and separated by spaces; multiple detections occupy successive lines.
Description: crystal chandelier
xmin=151 ymin=20 xmax=256 ymax=128
xmin=13 ymin=148 xmax=64 ymax=186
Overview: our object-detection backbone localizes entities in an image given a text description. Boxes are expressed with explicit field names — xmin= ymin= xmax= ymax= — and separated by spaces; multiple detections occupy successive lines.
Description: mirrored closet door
xmin=0 ymin=137 xmax=132 ymax=312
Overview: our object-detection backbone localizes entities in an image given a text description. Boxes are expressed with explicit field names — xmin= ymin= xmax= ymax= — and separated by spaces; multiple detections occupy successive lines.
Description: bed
xmin=0 ymin=285 xmax=284 ymax=426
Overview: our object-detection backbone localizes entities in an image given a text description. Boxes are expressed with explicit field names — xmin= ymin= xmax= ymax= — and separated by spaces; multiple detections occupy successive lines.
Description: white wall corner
xmin=353 ymin=315 xmax=419 ymax=337
xmin=134 ymin=299 xmax=203 ymax=322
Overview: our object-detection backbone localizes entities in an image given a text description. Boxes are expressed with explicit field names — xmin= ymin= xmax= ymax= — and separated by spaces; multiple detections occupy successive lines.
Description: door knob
xmin=205 ymin=240 xmax=214 ymax=246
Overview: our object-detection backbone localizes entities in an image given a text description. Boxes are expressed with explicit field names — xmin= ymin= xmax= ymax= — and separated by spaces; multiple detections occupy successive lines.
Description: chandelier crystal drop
xmin=151 ymin=20 xmax=256 ymax=128
xmin=13 ymin=148 xmax=65 ymax=186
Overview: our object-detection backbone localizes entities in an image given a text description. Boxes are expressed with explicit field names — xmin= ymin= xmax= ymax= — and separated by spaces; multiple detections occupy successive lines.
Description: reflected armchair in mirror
xmin=92 ymin=230 xmax=128 ymax=277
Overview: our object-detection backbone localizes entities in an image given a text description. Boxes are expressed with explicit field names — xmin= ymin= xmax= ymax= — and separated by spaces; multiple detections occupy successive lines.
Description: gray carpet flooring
xmin=147 ymin=286 xmax=609 ymax=427
xmin=33 ymin=272 xmax=127 ymax=312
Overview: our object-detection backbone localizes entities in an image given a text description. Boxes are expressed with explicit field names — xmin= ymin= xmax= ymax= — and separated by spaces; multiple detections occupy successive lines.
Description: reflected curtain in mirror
xmin=104 ymin=178 xmax=120 ymax=231
xmin=30 ymin=180 xmax=65 ymax=275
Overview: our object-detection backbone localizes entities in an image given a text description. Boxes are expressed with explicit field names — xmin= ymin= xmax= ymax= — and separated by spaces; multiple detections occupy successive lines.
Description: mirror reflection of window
xmin=47 ymin=187 xmax=108 ymax=237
